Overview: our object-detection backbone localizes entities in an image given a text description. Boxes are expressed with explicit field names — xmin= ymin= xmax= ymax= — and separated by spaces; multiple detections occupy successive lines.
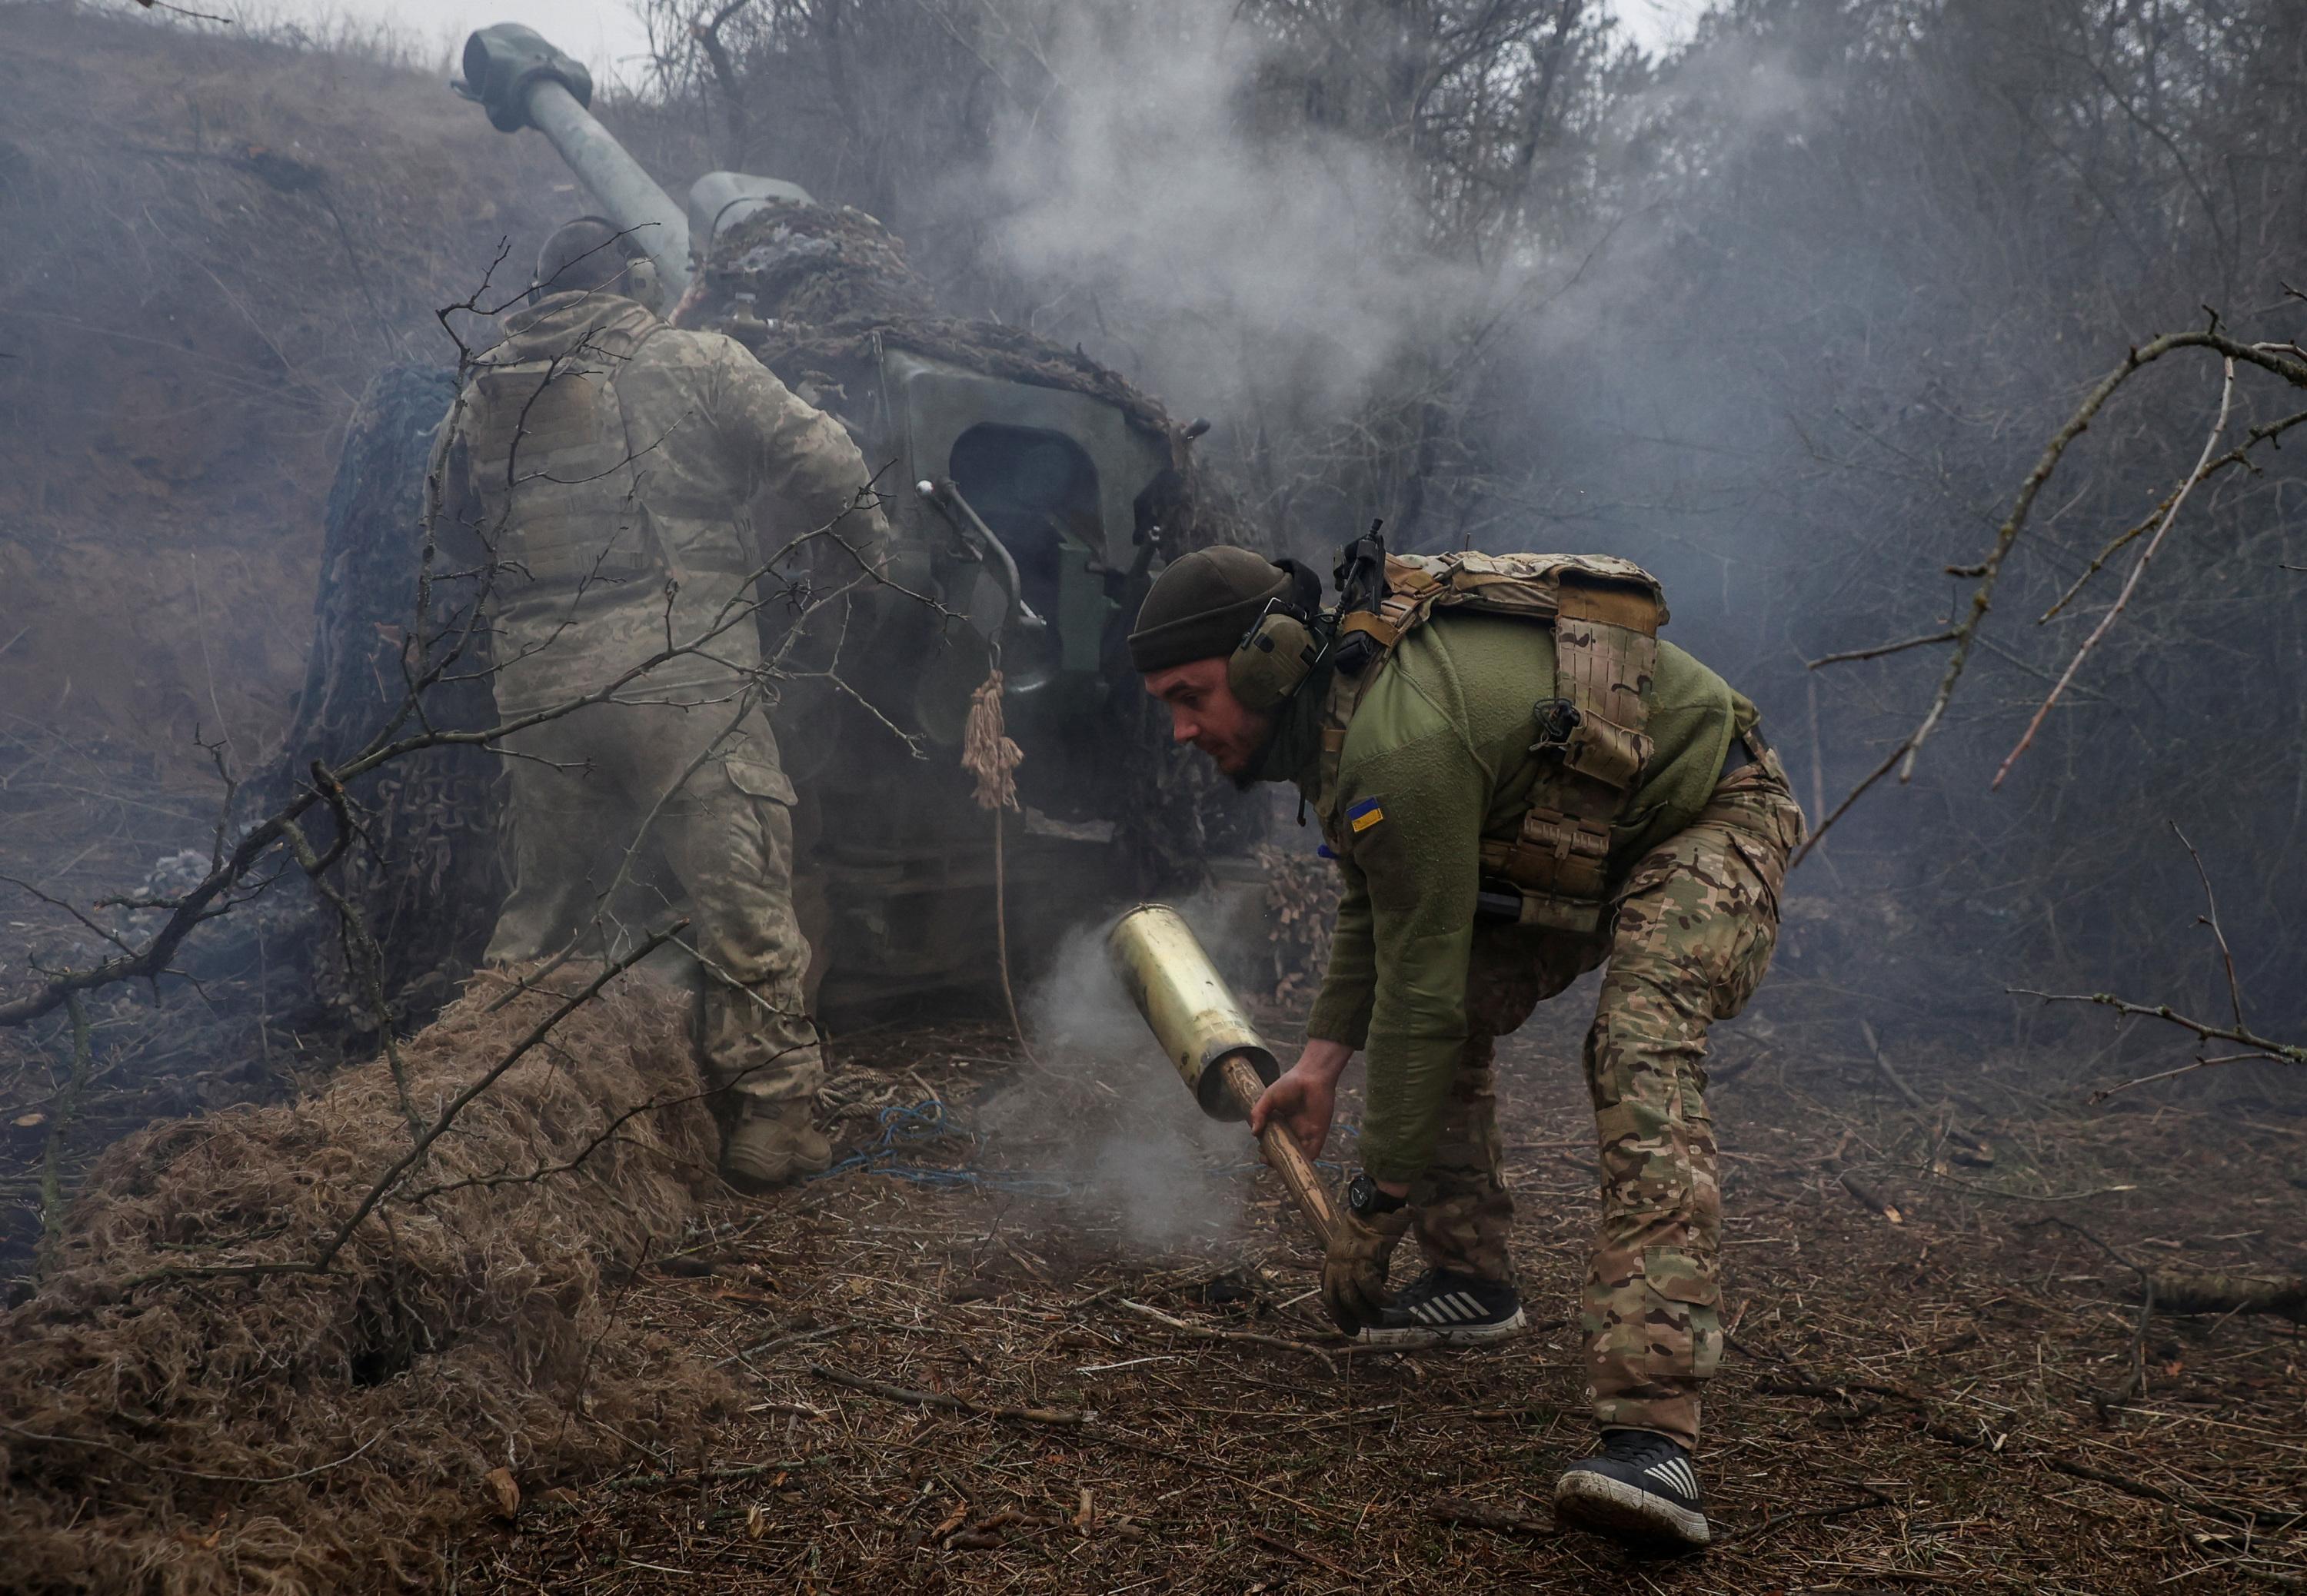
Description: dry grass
xmin=1 ymin=954 xmax=2302 ymax=1591
xmin=0 ymin=966 xmax=732 ymax=1594
xmin=430 ymin=1009 xmax=2307 ymax=1594
xmin=0 ymin=3 xmax=571 ymax=776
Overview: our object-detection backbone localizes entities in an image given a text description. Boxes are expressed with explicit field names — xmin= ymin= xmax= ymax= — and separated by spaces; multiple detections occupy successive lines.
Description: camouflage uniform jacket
xmin=426 ymin=289 xmax=884 ymax=719
xmin=1250 ymin=611 xmax=1758 ymax=1182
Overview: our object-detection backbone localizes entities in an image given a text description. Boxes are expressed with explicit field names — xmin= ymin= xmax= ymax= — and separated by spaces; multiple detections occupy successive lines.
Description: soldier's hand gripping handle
xmin=1219 ymin=1055 xmax=1340 ymax=1250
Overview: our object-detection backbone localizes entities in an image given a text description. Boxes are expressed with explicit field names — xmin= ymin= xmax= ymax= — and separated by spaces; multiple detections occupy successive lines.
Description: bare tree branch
xmin=1991 ymin=356 xmax=2235 ymax=788
xmin=1796 ymin=328 xmax=2307 ymax=862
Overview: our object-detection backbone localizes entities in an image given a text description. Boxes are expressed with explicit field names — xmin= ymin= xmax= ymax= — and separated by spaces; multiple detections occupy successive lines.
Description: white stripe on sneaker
xmin=1645 ymin=1458 xmax=1696 ymax=1498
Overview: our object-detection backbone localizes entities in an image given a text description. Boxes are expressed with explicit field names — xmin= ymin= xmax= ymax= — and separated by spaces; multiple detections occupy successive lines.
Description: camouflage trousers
xmin=484 ymin=696 xmax=823 ymax=1109
xmin=1407 ymin=754 xmax=1803 ymax=1448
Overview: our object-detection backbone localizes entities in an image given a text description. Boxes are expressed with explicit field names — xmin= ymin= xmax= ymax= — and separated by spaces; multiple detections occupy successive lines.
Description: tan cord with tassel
xmin=960 ymin=664 xmax=1037 ymax=1064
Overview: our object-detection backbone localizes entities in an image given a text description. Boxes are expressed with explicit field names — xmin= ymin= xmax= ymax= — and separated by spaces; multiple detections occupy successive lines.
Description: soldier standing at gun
xmin=1130 ymin=537 xmax=1803 ymax=1549
xmin=426 ymin=217 xmax=887 ymax=1191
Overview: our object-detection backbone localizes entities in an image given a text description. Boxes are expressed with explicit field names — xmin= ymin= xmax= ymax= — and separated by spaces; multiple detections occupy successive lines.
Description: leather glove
xmin=1320 ymin=1202 xmax=1411 ymax=1334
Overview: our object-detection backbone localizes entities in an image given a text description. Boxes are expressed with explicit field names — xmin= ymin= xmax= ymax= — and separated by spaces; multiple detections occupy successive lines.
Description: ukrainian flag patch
xmin=1347 ymin=796 xmax=1385 ymax=833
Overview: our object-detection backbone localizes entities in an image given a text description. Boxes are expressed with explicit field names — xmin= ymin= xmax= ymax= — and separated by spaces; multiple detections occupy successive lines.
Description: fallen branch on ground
xmin=2147 ymin=1271 xmax=2307 ymax=1321
xmin=1115 ymin=1298 xmax=1343 ymax=1370
xmin=807 ymin=1364 xmax=1086 ymax=1425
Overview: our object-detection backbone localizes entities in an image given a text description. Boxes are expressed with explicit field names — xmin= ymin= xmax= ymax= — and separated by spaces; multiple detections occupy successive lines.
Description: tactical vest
xmin=462 ymin=317 xmax=668 ymax=603
xmin=1318 ymin=551 xmax=1668 ymax=936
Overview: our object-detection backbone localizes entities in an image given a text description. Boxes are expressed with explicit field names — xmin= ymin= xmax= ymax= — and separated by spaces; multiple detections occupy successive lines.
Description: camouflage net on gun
xmin=679 ymin=202 xmax=1257 ymax=559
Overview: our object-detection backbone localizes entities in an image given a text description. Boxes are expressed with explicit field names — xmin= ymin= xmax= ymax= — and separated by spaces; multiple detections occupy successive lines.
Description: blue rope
xmin=810 ymin=1099 xmax=1074 ymax=1196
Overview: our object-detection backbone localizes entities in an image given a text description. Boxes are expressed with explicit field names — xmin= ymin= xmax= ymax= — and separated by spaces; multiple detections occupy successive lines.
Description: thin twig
xmin=305 ymin=928 xmax=686 ymax=1271
xmin=126 ymin=926 xmax=684 ymax=1288
xmin=1992 ymin=357 xmax=2236 ymax=787
xmin=1733 ymin=1481 xmax=1897 ymax=1546
xmin=1806 ymin=628 xmax=1959 ymax=670
xmin=2170 ymin=822 xmax=2245 ymax=1026
xmin=2011 ymin=989 xmax=2307 ymax=1079
xmin=807 ymin=1364 xmax=1085 ymax=1425
xmin=1859 ymin=1019 xmax=1930 ymax=1113
xmin=1796 ymin=329 xmax=2307 ymax=858
xmin=279 ymin=812 xmax=423 ymax=1145
xmin=1115 ymin=1299 xmax=1343 ymax=1372
xmin=35 ymin=993 xmax=93 ymax=1272
xmin=2040 ymin=405 xmax=2307 ymax=621
xmin=0 ymin=1422 xmax=380 ymax=1485
xmin=2083 ymin=1049 xmax=2282 ymax=1103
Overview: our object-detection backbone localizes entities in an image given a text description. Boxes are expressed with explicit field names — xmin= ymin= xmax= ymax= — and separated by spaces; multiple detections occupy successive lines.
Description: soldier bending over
xmin=1132 ymin=540 xmax=1802 ymax=1548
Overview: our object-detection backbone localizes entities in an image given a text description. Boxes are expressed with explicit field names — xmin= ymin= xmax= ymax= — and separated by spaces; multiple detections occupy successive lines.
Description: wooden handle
xmin=1218 ymin=1054 xmax=1340 ymax=1250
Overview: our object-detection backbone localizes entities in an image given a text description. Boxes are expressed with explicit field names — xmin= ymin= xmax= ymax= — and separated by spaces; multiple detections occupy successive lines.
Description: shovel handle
xmin=1218 ymin=1054 xmax=1341 ymax=1250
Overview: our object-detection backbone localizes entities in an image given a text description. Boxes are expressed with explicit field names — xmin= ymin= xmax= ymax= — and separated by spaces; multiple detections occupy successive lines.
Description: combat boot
xmin=720 ymin=1097 xmax=831 ymax=1192
xmin=1554 ymin=1429 xmax=1710 ymax=1548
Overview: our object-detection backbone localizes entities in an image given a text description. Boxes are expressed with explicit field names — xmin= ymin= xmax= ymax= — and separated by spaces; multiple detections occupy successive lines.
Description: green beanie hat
xmin=1128 ymin=546 xmax=1296 ymax=673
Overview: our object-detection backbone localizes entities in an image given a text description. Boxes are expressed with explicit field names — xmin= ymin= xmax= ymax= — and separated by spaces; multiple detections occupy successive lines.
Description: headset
xmin=1227 ymin=558 xmax=1330 ymax=713
xmin=621 ymin=253 xmax=666 ymax=316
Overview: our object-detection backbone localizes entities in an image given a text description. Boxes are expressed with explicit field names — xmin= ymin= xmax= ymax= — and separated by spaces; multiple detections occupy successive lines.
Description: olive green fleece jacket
xmin=1252 ymin=611 xmax=1755 ymax=1182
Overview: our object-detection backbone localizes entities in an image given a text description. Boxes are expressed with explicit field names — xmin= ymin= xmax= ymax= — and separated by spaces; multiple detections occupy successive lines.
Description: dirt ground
xmin=434 ymin=1008 xmax=2307 ymax=1595
xmin=3 ymin=728 xmax=2303 ymax=1591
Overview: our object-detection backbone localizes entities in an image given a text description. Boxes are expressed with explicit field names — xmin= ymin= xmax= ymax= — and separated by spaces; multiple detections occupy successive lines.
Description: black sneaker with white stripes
xmin=1357 ymin=1268 xmax=1526 ymax=1347
xmin=1553 ymin=1429 xmax=1711 ymax=1548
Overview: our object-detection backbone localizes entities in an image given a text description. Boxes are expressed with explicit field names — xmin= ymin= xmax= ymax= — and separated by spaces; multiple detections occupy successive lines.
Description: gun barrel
xmin=521 ymin=81 xmax=692 ymax=297
xmin=458 ymin=25 xmax=693 ymax=298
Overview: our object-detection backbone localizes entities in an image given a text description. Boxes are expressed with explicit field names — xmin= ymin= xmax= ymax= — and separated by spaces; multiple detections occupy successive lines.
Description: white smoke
xmin=982 ymin=0 xmax=1499 ymax=421
xmin=974 ymin=889 xmax=1292 ymax=1253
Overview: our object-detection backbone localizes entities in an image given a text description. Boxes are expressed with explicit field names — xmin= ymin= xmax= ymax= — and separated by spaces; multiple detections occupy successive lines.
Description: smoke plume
xmin=974 ymin=890 xmax=1287 ymax=1254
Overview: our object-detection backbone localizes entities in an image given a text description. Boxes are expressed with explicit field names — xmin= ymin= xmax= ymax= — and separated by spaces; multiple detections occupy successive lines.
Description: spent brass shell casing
xmin=1107 ymin=903 xmax=1280 ymax=1120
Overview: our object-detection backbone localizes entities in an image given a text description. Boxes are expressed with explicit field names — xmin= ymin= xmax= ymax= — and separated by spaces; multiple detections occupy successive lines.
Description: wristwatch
xmin=1345 ymin=1172 xmax=1407 ymax=1218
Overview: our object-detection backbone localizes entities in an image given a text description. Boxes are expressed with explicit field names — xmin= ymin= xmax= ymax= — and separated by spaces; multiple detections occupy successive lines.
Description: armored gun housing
xmin=283 ymin=25 xmax=1263 ymax=1030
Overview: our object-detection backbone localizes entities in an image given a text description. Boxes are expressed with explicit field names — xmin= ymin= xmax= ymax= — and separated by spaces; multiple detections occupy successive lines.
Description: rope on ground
xmin=810 ymin=1099 xmax=1070 ymax=1197
xmin=961 ymin=664 xmax=1039 ymax=1066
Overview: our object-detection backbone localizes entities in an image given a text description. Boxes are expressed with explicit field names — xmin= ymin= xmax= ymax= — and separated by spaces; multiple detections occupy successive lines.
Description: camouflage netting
xmin=0 ymin=967 xmax=734 ymax=1594
xmin=679 ymin=200 xmax=1257 ymax=559
xmin=271 ymin=366 xmax=507 ymax=1041
xmin=683 ymin=198 xmax=937 ymax=327
xmin=1257 ymin=842 xmax=1340 ymax=1009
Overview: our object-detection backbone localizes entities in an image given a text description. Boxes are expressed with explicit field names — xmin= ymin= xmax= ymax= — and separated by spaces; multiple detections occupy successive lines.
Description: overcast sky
xmin=225 ymin=0 xmax=1708 ymax=91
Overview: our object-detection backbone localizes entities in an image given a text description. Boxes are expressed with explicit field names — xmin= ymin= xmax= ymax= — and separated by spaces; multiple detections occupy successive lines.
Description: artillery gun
xmin=282 ymin=25 xmax=1260 ymax=1029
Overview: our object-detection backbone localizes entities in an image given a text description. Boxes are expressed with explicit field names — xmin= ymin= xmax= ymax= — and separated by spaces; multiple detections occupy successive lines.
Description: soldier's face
xmin=1144 ymin=657 xmax=1273 ymax=779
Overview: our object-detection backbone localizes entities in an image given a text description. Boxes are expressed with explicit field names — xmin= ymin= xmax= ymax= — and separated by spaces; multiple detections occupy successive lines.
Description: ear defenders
xmin=1227 ymin=559 xmax=1329 ymax=713
xmin=621 ymin=252 xmax=665 ymax=315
